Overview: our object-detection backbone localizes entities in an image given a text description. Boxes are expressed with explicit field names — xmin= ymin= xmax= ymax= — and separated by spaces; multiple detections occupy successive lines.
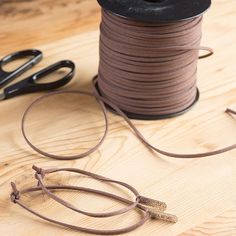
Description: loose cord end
xmin=225 ymin=108 xmax=236 ymax=115
xmin=32 ymin=165 xmax=45 ymax=179
xmin=138 ymin=196 xmax=167 ymax=211
xmin=148 ymin=209 xmax=178 ymax=223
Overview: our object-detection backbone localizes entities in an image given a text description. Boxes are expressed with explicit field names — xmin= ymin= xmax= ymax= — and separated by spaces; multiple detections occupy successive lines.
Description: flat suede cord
xmin=33 ymin=165 xmax=167 ymax=217
xmin=98 ymin=10 xmax=213 ymax=116
xmin=10 ymin=166 xmax=177 ymax=235
xmin=10 ymin=184 xmax=149 ymax=235
xmin=21 ymin=87 xmax=236 ymax=160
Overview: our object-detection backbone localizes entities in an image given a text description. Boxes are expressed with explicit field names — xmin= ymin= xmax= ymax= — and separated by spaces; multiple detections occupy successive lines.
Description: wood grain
xmin=181 ymin=207 xmax=236 ymax=236
xmin=0 ymin=0 xmax=236 ymax=235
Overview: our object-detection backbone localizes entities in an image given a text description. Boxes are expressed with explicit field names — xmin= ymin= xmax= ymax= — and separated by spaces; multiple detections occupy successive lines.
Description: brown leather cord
xmin=10 ymin=183 xmax=149 ymax=235
xmin=98 ymin=10 xmax=213 ymax=116
xmin=22 ymin=91 xmax=109 ymax=160
xmin=226 ymin=108 xmax=236 ymax=115
xmin=32 ymin=165 xmax=167 ymax=217
xmin=10 ymin=166 xmax=177 ymax=235
xmin=22 ymin=87 xmax=236 ymax=160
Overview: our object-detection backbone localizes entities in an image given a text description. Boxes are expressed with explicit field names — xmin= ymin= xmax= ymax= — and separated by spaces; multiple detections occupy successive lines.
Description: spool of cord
xmin=96 ymin=0 xmax=212 ymax=120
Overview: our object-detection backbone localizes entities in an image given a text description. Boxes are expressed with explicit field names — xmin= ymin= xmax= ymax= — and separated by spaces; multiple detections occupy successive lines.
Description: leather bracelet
xmin=11 ymin=166 xmax=177 ymax=235
xmin=32 ymin=165 xmax=168 ymax=217
xmin=10 ymin=183 xmax=149 ymax=235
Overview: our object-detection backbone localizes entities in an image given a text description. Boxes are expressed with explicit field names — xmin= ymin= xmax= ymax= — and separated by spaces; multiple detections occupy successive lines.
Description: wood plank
xmin=0 ymin=0 xmax=235 ymax=235
xmin=0 ymin=0 xmax=100 ymax=53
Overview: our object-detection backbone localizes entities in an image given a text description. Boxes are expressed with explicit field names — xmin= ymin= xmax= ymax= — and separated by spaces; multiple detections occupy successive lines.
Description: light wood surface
xmin=0 ymin=0 xmax=235 ymax=235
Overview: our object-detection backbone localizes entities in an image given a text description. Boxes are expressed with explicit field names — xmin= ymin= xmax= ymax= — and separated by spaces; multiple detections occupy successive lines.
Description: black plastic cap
xmin=97 ymin=0 xmax=211 ymax=22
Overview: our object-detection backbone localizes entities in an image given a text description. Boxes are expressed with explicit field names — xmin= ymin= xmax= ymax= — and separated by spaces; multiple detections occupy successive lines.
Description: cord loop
xmin=10 ymin=166 xmax=177 ymax=235
xmin=32 ymin=165 xmax=45 ymax=178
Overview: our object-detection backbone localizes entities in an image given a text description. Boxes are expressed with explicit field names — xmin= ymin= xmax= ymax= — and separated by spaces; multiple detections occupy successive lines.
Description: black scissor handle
xmin=0 ymin=49 xmax=43 ymax=88
xmin=3 ymin=60 xmax=75 ymax=99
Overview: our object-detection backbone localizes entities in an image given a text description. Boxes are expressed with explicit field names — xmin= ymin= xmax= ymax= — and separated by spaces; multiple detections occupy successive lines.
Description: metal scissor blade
xmin=0 ymin=93 xmax=6 ymax=101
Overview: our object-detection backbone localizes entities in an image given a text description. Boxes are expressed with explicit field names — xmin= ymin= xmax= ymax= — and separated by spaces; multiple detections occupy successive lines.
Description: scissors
xmin=0 ymin=49 xmax=75 ymax=100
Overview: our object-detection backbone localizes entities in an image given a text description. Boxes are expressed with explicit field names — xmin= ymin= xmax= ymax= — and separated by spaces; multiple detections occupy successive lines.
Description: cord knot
xmin=10 ymin=182 xmax=20 ymax=203
xmin=32 ymin=165 xmax=45 ymax=179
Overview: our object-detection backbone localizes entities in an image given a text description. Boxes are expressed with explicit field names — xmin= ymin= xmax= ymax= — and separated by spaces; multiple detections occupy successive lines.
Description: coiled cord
xmin=98 ymin=10 xmax=213 ymax=117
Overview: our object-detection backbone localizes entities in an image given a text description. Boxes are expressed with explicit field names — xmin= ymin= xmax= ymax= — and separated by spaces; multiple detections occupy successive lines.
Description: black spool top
xmin=97 ymin=0 xmax=211 ymax=22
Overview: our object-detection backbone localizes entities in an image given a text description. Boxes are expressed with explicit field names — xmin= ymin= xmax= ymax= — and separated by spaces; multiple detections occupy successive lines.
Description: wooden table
xmin=0 ymin=0 xmax=235 ymax=235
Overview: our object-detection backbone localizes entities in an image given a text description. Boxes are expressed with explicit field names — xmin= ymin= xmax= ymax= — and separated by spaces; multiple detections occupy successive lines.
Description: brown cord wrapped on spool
xmin=97 ymin=10 xmax=213 ymax=119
